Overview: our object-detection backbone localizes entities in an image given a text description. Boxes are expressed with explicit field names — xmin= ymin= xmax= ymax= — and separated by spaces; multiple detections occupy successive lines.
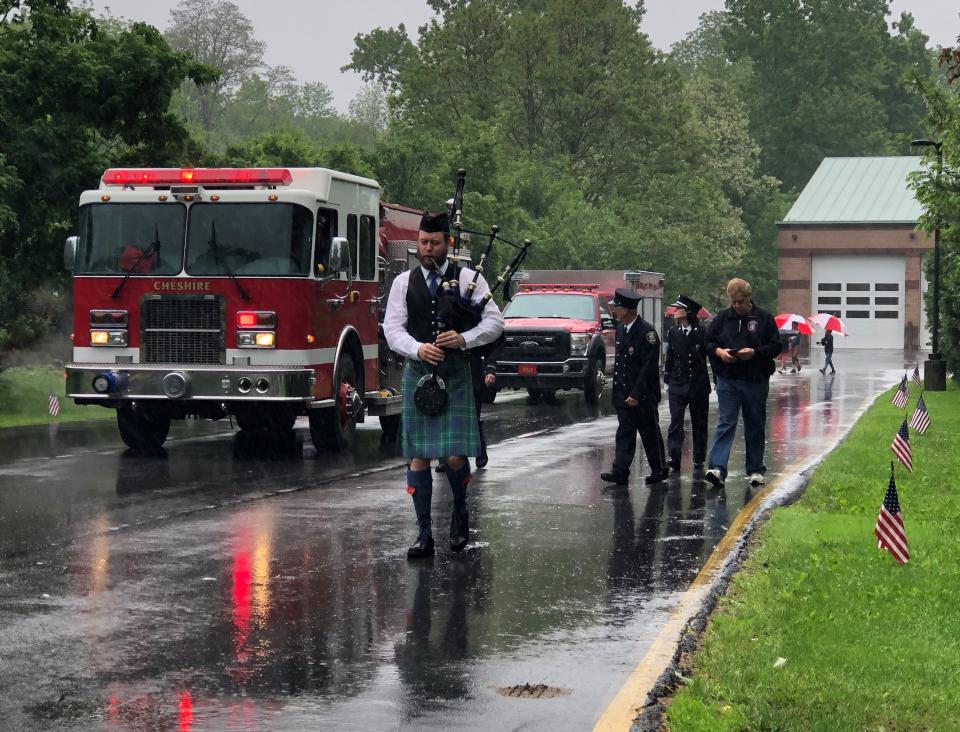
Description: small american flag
xmin=47 ymin=390 xmax=60 ymax=418
xmin=911 ymin=365 xmax=922 ymax=388
xmin=875 ymin=468 xmax=909 ymax=564
xmin=891 ymin=375 xmax=908 ymax=409
xmin=891 ymin=419 xmax=912 ymax=472
xmin=910 ymin=395 xmax=931 ymax=435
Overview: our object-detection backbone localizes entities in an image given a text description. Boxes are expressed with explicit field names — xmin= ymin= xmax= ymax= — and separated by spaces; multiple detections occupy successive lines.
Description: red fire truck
xmin=63 ymin=167 xmax=427 ymax=451
xmin=493 ymin=270 xmax=664 ymax=404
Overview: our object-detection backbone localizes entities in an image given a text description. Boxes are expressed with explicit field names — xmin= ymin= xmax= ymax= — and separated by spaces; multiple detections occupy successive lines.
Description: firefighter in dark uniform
xmin=600 ymin=288 xmax=667 ymax=486
xmin=663 ymin=295 xmax=711 ymax=474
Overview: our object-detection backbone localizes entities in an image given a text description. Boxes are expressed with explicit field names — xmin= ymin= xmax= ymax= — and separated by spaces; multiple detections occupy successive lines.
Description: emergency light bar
xmin=102 ymin=168 xmax=293 ymax=187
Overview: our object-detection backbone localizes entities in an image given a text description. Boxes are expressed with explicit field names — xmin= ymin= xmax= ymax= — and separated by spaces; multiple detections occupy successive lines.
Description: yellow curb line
xmin=593 ymin=458 xmax=809 ymax=732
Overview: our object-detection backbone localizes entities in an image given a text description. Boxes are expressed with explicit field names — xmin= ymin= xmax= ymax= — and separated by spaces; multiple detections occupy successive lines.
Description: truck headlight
xmin=237 ymin=331 xmax=275 ymax=348
xmin=570 ymin=334 xmax=591 ymax=356
xmin=90 ymin=329 xmax=128 ymax=346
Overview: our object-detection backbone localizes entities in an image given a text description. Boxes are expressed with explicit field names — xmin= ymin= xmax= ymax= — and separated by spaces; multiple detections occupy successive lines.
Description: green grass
xmin=666 ymin=382 xmax=960 ymax=731
xmin=0 ymin=365 xmax=114 ymax=428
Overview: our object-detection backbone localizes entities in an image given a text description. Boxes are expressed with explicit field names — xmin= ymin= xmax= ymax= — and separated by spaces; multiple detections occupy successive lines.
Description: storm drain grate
xmin=495 ymin=683 xmax=571 ymax=699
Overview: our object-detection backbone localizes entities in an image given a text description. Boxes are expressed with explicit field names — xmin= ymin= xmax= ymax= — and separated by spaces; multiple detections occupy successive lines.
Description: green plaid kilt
xmin=400 ymin=351 xmax=480 ymax=458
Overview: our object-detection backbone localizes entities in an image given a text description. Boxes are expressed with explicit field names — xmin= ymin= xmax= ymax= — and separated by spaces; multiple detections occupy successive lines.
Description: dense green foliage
xmin=911 ymin=39 xmax=960 ymax=378
xmin=667 ymin=383 xmax=960 ymax=730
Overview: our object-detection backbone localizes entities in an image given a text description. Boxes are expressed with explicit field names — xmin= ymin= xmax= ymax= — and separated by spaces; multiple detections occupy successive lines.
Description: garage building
xmin=777 ymin=156 xmax=932 ymax=350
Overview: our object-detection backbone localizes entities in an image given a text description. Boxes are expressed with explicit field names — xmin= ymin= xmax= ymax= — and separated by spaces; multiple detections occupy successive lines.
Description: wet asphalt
xmin=0 ymin=350 xmax=910 ymax=730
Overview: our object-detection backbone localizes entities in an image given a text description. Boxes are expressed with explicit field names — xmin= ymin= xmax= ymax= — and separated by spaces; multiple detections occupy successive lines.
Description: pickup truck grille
xmin=500 ymin=329 xmax=570 ymax=362
xmin=141 ymin=295 xmax=224 ymax=364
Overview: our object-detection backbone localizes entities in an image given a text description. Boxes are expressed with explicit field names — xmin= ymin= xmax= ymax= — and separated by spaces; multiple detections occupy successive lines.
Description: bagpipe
xmin=414 ymin=169 xmax=533 ymax=416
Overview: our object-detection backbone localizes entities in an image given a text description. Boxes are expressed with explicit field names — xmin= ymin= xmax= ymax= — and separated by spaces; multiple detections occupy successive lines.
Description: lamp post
xmin=911 ymin=138 xmax=946 ymax=391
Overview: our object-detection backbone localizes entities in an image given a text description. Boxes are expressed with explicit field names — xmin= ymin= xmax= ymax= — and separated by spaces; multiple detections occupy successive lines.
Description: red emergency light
xmin=101 ymin=168 xmax=293 ymax=187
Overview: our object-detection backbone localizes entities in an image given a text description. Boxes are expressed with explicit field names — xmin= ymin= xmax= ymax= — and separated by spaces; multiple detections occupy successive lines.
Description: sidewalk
xmin=660 ymin=381 xmax=959 ymax=731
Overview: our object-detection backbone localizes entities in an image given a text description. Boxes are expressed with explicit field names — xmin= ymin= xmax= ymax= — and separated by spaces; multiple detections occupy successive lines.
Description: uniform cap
xmin=609 ymin=287 xmax=641 ymax=310
xmin=670 ymin=294 xmax=702 ymax=314
xmin=419 ymin=211 xmax=450 ymax=234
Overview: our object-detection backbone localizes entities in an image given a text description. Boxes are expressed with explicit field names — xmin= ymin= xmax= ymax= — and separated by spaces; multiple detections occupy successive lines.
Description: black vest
xmin=405 ymin=265 xmax=461 ymax=343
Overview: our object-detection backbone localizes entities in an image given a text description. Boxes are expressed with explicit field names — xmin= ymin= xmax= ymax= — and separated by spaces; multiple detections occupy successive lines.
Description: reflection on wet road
xmin=0 ymin=351 xmax=910 ymax=729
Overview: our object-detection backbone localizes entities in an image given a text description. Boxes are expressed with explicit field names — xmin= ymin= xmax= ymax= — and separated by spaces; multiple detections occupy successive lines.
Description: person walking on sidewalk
xmin=817 ymin=329 xmax=836 ymax=374
xmin=600 ymin=288 xmax=667 ymax=486
xmin=704 ymin=278 xmax=781 ymax=488
xmin=383 ymin=210 xmax=504 ymax=560
xmin=663 ymin=294 xmax=711 ymax=475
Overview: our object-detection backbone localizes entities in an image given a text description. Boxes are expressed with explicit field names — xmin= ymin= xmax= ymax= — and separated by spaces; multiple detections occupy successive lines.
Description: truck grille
xmin=500 ymin=329 xmax=570 ymax=362
xmin=141 ymin=295 xmax=224 ymax=364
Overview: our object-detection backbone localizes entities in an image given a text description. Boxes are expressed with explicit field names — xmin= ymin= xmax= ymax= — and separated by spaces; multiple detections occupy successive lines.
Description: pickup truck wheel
xmin=117 ymin=406 xmax=171 ymax=452
xmin=379 ymin=414 xmax=401 ymax=439
xmin=583 ymin=354 xmax=604 ymax=405
xmin=310 ymin=352 xmax=361 ymax=452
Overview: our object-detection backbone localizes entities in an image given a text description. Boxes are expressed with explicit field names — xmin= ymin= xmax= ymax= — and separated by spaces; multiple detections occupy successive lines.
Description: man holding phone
xmin=704 ymin=278 xmax=781 ymax=487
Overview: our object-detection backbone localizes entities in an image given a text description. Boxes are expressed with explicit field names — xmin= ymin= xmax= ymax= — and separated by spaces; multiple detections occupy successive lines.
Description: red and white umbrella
xmin=808 ymin=312 xmax=848 ymax=336
xmin=774 ymin=313 xmax=814 ymax=335
xmin=665 ymin=304 xmax=712 ymax=320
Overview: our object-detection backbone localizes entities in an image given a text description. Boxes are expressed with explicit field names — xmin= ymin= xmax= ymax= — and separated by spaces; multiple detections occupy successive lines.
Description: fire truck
xmin=63 ymin=166 xmax=428 ymax=451
xmin=493 ymin=270 xmax=664 ymax=404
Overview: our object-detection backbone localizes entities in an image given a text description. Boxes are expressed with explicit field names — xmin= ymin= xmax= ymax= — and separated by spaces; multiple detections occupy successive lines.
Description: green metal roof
xmin=781 ymin=156 xmax=924 ymax=224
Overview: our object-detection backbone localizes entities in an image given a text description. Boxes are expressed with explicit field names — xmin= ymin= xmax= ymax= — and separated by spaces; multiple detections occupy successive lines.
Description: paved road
xmin=0 ymin=351 xmax=908 ymax=730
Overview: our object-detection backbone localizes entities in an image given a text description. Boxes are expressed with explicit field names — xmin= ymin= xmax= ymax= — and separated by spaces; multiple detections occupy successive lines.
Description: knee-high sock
xmin=406 ymin=467 xmax=433 ymax=536
xmin=446 ymin=460 xmax=472 ymax=512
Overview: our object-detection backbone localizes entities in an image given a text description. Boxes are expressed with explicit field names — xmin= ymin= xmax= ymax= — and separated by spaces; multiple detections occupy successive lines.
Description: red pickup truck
xmin=492 ymin=271 xmax=664 ymax=404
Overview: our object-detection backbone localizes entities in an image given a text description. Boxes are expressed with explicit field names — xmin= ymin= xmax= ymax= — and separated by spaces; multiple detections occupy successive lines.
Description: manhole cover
xmin=495 ymin=683 xmax=571 ymax=699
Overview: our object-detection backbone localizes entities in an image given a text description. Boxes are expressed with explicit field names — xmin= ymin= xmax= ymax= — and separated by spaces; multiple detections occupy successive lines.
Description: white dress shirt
xmin=383 ymin=262 xmax=505 ymax=361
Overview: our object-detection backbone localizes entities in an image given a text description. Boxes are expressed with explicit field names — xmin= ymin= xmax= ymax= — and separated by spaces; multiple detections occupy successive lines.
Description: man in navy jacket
xmin=704 ymin=278 xmax=781 ymax=488
xmin=600 ymin=288 xmax=667 ymax=486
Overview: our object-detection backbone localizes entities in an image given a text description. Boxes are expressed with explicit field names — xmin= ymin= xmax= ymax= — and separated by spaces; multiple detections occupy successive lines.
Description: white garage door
xmin=811 ymin=255 xmax=904 ymax=349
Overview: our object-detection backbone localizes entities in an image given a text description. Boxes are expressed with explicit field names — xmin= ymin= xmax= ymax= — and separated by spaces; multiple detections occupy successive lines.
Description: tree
xmin=165 ymin=0 xmax=265 ymax=130
xmin=723 ymin=0 xmax=936 ymax=191
xmin=0 ymin=0 xmax=209 ymax=294
xmin=911 ymin=41 xmax=960 ymax=378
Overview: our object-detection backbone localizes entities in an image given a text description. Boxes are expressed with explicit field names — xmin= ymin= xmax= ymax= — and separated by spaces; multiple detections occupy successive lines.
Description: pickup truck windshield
xmin=75 ymin=203 xmax=185 ymax=276
xmin=186 ymin=203 xmax=313 ymax=276
xmin=503 ymin=293 xmax=596 ymax=321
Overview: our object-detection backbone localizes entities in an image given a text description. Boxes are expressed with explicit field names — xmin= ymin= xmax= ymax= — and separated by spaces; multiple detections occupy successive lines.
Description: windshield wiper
xmin=112 ymin=224 xmax=161 ymax=299
xmin=208 ymin=221 xmax=251 ymax=301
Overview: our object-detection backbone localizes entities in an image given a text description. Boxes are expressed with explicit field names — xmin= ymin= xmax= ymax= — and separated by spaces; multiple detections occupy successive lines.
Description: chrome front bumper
xmin=65 ymin=363 xmax=315 ymax=401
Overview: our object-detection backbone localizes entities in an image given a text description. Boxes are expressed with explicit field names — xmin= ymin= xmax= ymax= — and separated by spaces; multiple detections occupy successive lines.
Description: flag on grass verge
xmin=912 ymin=365 xmax=922 ymax=388
xmin=875 ymin=466 xmax=909 ymax=564
xmin=47 ymin=390 xmax=60 ymax=417
xmin=892 ymin=374 xmax=908 ymax=409
xmin=910 ymin=395 xmax=931 ymax=435
xmin=891 ymin=419 xmax=912 ymax=472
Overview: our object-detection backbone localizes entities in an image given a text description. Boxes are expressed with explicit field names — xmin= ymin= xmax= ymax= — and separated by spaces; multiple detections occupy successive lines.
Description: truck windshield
xmin=75 ymin=203 xmax=185 ymax=276
xmin=186 ymin=203 xmax=313 ymax=276
xmin=503 ymin=294 xmax=596 ymax=320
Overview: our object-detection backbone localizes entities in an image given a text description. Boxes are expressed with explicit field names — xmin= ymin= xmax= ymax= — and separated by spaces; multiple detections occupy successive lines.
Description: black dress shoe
xmin=667 ymin=460 xmax=681 ymax=472
xmin=476 ymin=451 xmax=488 ymax=469
xmin=450 ymin=510 xmax=470 ymax=552
xmin=406 ymin=536 xmax=435 ymax=560
xmin=644 ymin=471 xmax=668 ymax=485
xmin=435 ymin=463 xmax=448 ymax=474
xmin=600 ymin=471 xmax=628 ymax=484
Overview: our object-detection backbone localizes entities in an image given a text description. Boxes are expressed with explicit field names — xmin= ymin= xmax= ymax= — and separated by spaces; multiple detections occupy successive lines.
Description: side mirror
xmin=601 ymin=316 xmax=614 ymax=329
xmin=64 ymin=235 xmax=78 ymax=272
xmin=329 ymin=236 xmax=350 ymax=274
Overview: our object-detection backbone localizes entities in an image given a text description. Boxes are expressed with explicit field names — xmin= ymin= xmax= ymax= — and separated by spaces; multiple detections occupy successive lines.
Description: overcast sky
xmin=86 ymin=0 xmax=960 ymax=113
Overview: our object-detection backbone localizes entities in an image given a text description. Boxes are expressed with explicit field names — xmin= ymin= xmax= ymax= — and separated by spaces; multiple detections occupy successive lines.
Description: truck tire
xmin=379 ymin=414 xmax=401 ymax=439
xmin=310 ymin=352 xmax=361 ymax=452
xmin=234 ymin=407 xmax=296 ymax=433
xmin=583 ymin=353 xmax=604 ymax=405
xmin=117 ymin=406 xmax=171 ymax=452
xmin=527 ymin=387 xmax=559 ymax=405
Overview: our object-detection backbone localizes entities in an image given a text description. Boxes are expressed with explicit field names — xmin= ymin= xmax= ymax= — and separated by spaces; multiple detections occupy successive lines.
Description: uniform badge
xmin=646 ymin=331 xmax=658 ymax=344
xmin=747 ymin=320 xmax=758 ymax=333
